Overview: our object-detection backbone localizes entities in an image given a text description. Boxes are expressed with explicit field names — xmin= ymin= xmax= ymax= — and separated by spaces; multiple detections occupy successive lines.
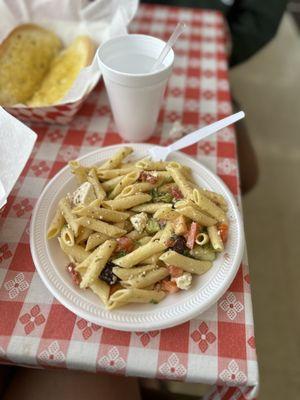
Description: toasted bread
xmin=28 ymin=36 xmax=95 ymax=107
xmin=0 ymin=24 xmax=62 ymax=105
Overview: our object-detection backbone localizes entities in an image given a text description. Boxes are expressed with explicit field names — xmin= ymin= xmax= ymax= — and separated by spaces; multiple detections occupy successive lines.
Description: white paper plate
xmin=30 ymin=144 xmax=244 ymax=331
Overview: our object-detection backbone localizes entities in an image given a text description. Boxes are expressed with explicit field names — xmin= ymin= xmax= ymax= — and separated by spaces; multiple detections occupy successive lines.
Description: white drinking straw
xmin=150 ymin=21 xmax=186 ymax=72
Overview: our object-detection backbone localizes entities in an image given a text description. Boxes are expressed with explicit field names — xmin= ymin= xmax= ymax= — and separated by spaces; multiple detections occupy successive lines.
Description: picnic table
xmin=0 ymin=4 xmax=258 ymax=399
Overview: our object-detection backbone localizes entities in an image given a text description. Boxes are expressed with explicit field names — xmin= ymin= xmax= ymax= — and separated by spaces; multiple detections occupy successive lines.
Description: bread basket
xmin=0 ymin=0 xmax=138 ymax=124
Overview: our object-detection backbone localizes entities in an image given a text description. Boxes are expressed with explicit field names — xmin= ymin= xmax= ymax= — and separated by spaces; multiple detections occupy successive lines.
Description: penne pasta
xmin=135 ymin=159 xmax=169 ymax=171
xmin=97 ymin=167 xmax=138 ymax=180
xmin=58 ymin=238 xmax=90 ymax=263
xmin=192 ymin=188 xmax=227 ymax=223
xmin=61 ymin=225 xmax=75 ymax=247
xmin=102 ymin=176 xmax=123 ymax=192
xmin=103 ymin=193 xmax=152 ymax=211
xmin=113 ymin=264 xmax=158 ymax=280
xmin=131 ymin=202 xmax=172 ymax=214
xmin=197 ymin=188 xmax=228 ymax=211
xmin=80 ymin=239 xmax=116 ymax=288
xmin=87 ymin=168 xmax=106 ymax=200
xmin=90 ymin=280 xmax=110 ymax=306
xmin=47 ymin=208 xmax=65 ymax=239
xmin=195 ymin=232 xmax=209 ymax=246
xmin=85 ymin=232 xmax=110 ymax=251
xmin=159 ymin=222 xmax=174 ymax=245
xmin=68 ymin=161 xmax=89 ymax=183
xmin=136 ymin=236 xmax=152 ymax=246
xmin=140 ymin=252 xmax=163 ymax=265
xmin=59 ymin=197 xmax=80 ymax=235
xmin=76 ymin=240 xmax=111 ymax=271
xmin=155 ymin=171 xmax=173 ymax=183
xmin=73 ymin=199 xmax=130 ymax=222
xmin=150 ymin=230 xmax=163 ymax=241
xmin=120 ymin=161 xmax=138 ymax=168
xmin=126 ymin=230 xmax=147 ymax=241
xmin=207 ymin=225 xmax=224 ymax=252
xmin=175 ymin=205 xmax=217 ymax=226
xmin=76 ymin=216 xmax=126 ymax=238
xmin=113 ymin=241 xmax=165 ymax=268
xmin=97 ymin=147 xmax=133 ymax=170
xmin=107 ymin=288 xmax=166 ymax=310
xmin=114 ymin=221 xmax=125 ymax=230
xmin=116 ymin=182 xmax=154 ymax=198
xmin=108 ymin=170 xmax=140 ymax=199
xmin=160 ymin=250 xmax=212 ymax=275
xmin=173 ymin=199 xmax=190 ymax=208
xmin=153 ymin=207 xmax=180 ymax=220
xmin=76 ymin=227 xmax=93 ymax=244
xmin=166 ymin=166 xmax=193 ymax=198
xmin=122 ymin=267 xmax=169 ymax=289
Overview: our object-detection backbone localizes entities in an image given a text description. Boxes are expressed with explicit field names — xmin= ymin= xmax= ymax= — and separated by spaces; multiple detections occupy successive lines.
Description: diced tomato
xmin=170 ymin=186 xmax=183 ymax=200
xmin=162 ymin=279 xmax=180 ymax=293
xmin=218 ymin=223 xmax=228 ymax=243
xmin=66 ymin=263 xmax=81 ymax=286
xmin=164 ymin=237 xmax=176 ymax=248
xmin=168 ymin=265 xmax=184 ymax=278
xmin=186 ymin=222 xmax=199 ymax=250
xmin=138 ymin=171 xmax=158 ymax=184
xmin=110 ymin=283 xmax=123 ymax=296
xmin=116 ymin=236 xmax=134 ymax=253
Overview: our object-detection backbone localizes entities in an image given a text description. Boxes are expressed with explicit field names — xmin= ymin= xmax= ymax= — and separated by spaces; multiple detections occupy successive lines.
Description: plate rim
xmin=30 ymin=143 xmax=244 ymax=331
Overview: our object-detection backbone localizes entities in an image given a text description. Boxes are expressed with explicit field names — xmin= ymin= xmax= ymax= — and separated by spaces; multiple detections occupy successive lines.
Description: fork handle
xmin=169 ymin=111 xmax=245 ymax=153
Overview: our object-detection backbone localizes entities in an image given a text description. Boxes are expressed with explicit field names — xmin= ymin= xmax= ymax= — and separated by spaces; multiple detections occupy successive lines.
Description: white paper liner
xmin=0 ymin=107 xmax=37 ymax=207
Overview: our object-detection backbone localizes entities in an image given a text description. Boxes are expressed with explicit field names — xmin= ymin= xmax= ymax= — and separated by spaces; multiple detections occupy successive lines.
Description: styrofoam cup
xmin=97 ymin=34 xmax=174 ymax=142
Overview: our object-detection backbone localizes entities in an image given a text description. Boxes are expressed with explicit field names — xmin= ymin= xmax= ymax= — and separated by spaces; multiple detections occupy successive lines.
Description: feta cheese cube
xmin=174 ymin=272 xmax=192 ymax=290
xmin=130 ymin=212 xmax=148 ymax=233
xmin=73 ymin=182 xmax=96 ymax=206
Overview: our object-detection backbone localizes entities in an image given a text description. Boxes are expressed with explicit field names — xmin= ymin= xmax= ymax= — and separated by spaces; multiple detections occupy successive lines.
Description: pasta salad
xmin=47 ymin=147 xmax=229 ymax=310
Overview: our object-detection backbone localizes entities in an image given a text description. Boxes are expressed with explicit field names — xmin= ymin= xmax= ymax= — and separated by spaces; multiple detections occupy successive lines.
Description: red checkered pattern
xmin=0 ymin=5 xmax=258 ymax=399
xmin=4 ymin=96 xmax=88 ymax=125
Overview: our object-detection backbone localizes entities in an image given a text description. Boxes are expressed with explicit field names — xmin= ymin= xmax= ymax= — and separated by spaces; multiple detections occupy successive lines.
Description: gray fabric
xmin=141 ymin=0 xmax=287 ymax=66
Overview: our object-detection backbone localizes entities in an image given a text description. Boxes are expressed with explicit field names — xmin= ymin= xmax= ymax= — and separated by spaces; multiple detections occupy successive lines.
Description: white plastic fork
xmin=148 ymin=111 xmax=245 ymax=161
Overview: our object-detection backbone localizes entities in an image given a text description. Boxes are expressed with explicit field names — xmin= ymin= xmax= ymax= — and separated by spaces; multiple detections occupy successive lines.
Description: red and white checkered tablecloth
xmin=0 ymin=4 xmax=258 ymax=399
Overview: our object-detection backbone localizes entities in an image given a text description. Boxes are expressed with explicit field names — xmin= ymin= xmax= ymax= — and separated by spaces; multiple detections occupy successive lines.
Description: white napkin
xmin=0 ymin=0 xmax=139 ymax=105
xmin=0 ymin=107 xmax=37 ymax=208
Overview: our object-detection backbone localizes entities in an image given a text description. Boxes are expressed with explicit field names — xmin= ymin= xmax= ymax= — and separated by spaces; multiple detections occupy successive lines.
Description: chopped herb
xmin=149 ymin=299 xmax=158 ymax=304
xmin=145 ymin=218 xmax=160 ymax=234
xmin=115 ymin=250 xmax=127 ymax=258
xmin=183 ymin=249 xmax=191 ymax=257
xmin=150 ymin=188 xmax=173 ymax=203
xmin=190 ymin=244 xmax=216 ymax=261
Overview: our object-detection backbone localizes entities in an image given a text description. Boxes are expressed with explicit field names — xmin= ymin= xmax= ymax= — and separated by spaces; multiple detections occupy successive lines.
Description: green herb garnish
xmin=145 ymin=218 xmax=160 ymax=234
xmin=190 ymin=244 xmax=216 ymax=261
xmin=150 ymin=188 xmax=173 ymax=203
xmin=183 ymin=249 xmax=191 ymax=257
xmin=150 ymin=299 xmax=158 ymax=304
xmin=115 ymin=250 xmax=127 ymax=258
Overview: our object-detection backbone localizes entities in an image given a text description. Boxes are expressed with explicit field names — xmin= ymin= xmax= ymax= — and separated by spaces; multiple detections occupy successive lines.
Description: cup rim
xmin=97 ymin=34 xmax=174 ymax=78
